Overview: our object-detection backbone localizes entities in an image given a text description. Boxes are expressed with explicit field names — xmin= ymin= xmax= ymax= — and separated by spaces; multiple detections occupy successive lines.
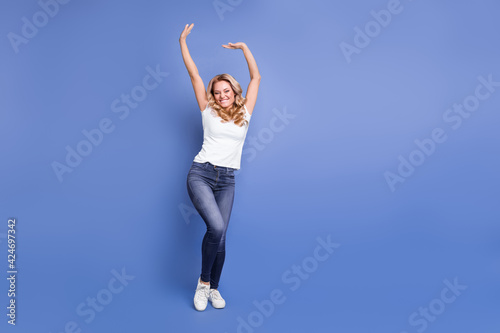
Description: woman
xmin=179 ymin=23 xmax=261 ymax=311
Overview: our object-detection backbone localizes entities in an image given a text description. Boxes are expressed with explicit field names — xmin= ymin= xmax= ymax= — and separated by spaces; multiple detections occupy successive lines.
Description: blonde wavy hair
xmin=206 ymin=74 xmax=248 ymax=127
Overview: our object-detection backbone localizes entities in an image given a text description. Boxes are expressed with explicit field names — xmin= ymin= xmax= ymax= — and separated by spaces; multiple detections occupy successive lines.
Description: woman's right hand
xmin=180 ymin=23 xmax=194 ymax=42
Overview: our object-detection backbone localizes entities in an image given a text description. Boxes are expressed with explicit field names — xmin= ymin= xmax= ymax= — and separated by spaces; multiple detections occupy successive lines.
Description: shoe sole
xmin=210 ymin=301 xmax=226 ymax=309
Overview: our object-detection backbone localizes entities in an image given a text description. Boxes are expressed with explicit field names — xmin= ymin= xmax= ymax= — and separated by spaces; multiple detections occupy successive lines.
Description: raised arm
xmin=222 ymin=42 xmax=261 ymax=115
xmin=179 ymin=23 xmax=208 ymax=112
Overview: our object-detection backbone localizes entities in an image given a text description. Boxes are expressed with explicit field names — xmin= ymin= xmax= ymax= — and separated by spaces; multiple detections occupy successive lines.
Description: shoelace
xmin=195 ymin=287 xmax=209 ymax=301
xmin=210 ymin=290 xmax=223 ymax=300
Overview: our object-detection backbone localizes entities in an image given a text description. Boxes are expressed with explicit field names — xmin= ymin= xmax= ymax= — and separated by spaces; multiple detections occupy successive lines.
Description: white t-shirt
xmin=193 ymin=103 xmax=251 ymax=170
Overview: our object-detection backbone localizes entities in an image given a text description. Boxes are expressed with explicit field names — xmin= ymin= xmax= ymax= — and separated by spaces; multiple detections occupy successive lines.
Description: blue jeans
xmin=186 ymin=161 xmax=236 ymax=290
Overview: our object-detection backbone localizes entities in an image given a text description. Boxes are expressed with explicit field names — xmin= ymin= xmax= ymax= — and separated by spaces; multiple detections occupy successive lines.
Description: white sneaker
xmin=194 ymin=277 xmax=210 ymax=311
xmin=208 ymin=289 xmax=226 ymax=309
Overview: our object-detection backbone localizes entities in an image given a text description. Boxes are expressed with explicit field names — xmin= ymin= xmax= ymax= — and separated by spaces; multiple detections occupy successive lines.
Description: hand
xmin=180 ymin=23 xmax=194 ymax=41
xmin=222 ymin=42 xmax=247 ymax=50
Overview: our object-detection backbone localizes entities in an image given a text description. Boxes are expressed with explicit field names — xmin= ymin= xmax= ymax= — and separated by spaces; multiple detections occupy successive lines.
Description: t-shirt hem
xmin=192 ymin=157 xmax=240 ymax=170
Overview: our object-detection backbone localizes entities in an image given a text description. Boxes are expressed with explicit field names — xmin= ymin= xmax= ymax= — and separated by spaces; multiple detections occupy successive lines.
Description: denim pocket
xmin=220 ymin=172 xmax=235 ymax=184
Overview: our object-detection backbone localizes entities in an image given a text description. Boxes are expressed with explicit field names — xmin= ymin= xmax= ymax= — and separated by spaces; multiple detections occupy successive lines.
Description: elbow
xmin=189 ymin=72 xmax=200 ymax=80
xmin=251 ymin=75 xmax=261 ymax=81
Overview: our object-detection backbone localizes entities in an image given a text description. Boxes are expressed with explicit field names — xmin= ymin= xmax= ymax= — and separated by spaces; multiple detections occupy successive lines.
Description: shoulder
xmin=201 ymin=102 xmax=209 ymax=113
xmin=243 ymin=104 xmax=252 ymax=119
xmin=201 ymin=103 xmax=214 ymax=117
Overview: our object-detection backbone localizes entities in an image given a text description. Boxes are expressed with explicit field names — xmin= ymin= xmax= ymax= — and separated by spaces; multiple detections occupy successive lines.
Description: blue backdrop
xmin=1 ymin=0 xmax=499 ymax=332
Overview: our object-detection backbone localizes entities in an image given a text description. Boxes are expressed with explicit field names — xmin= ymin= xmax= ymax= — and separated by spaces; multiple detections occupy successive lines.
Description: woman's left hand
xmin=222 ymin=42 xmax=247 ymax=50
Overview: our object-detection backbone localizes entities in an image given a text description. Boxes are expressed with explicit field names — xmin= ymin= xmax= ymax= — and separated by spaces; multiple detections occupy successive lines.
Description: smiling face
xmin=213 ymin=80 xmax=235 ymax=110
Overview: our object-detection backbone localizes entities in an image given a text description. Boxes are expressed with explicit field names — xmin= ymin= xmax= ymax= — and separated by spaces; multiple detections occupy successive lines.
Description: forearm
xmin=242 ymin=45 xmax=261 ymax=80
xmin=179 ymin=39 xmax=200 ymax=78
